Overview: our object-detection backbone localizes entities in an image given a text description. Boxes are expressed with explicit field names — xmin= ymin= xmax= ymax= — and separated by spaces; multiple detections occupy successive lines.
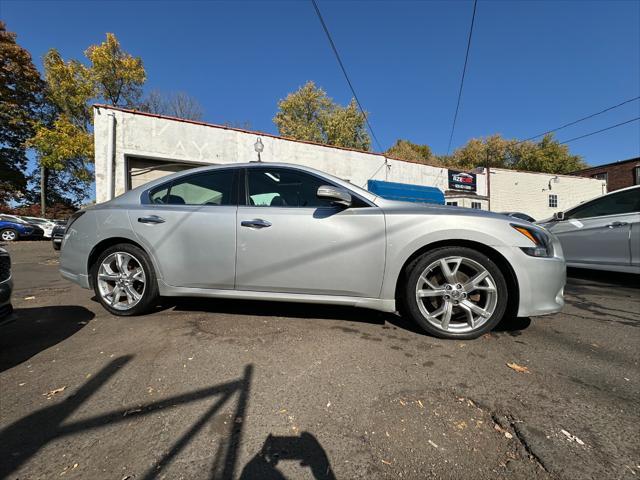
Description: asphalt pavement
xmin=0 ymin=241 xmax=638 ymax=480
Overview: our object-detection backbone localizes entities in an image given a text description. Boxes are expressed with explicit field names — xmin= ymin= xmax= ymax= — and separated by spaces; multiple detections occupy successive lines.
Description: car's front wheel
xmin=92 ymin=243 xmax=159 ymax=316
xmin=401 ymin=247 xmax=508 ymax=339
xmin=1 ymin=229 xmax=18 ymax=242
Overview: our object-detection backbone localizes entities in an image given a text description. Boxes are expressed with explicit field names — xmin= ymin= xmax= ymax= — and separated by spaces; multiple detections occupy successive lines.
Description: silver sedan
xmin=60 ymin=163 xmax=566 ymax=339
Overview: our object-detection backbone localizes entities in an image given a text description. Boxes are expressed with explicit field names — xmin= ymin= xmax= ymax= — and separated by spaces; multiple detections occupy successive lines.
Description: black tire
xmin=1 ymin=229 xmax=18 ymax=242
xmin=401 ymin=246 xmax=509 ymax=340
xmin=91 ymin=243 xmax=159 ymax=316
xmin=52 ymin=242 xmax=61 ymax=251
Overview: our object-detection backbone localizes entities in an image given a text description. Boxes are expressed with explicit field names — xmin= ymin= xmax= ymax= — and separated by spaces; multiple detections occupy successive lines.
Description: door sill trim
xmin=157 ymin=282 xmax=396 ymax=312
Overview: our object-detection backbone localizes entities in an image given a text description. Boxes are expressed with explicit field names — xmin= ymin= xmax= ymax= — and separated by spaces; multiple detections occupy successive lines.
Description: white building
xmin=93 ymin=105 xmax=605 ymax=220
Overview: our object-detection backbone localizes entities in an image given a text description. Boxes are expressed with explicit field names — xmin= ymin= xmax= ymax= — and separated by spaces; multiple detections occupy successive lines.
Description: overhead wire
xmin=446 ymin=0 xmax=478 ymax=155
xmin=311 ymin=0 xmax=383 ymax=152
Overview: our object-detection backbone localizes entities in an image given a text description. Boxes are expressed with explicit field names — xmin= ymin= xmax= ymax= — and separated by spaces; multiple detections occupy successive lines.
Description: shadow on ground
xmin=0 ymin=359 xmax=334 ymax=480
xmin=163 ymin=297 xmax=533 ymax=337
xmin=0 ymin=305 xmax=94 ymax=372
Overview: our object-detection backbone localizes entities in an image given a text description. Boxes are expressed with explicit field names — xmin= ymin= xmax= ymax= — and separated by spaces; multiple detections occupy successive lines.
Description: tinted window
xmin=246 ymin=168 xmax=337 ymax=208
xmin=567 ymin=188 xmax=640 ymax=219
xmin=151 ymin=169 xmax=236 ymax=206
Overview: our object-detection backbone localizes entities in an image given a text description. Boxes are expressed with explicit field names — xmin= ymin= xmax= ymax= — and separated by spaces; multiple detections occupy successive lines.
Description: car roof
xmin=109 ymin=162 xmax=379 ymax=206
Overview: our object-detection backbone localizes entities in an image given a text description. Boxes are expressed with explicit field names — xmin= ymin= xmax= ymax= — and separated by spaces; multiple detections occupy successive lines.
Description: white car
xmin=21 ymin=216 xmax=57 ymax=239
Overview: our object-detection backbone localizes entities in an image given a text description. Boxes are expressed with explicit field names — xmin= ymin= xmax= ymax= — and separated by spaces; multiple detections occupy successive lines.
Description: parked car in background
xmin=500 ymin=212 xmax=536 ymax=223
xmin=60 ymin=163 xmax=566 ymax=339
xmin=0 ymin=216 xmax=40 ymax=242
xmin=21 ymin=216 xmax=57 ymax=238
xmin=540 ymin=185 xmax=640 ymax=274
xmin=0 ymin=248 xmax=12 ymax=318
xmin=52 ymin=224 xmax=65 ymax=250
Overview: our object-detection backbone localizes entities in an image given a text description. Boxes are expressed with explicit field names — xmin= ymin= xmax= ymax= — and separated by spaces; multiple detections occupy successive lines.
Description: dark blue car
xmin=0 ymin=216 xmax=37 ymax=242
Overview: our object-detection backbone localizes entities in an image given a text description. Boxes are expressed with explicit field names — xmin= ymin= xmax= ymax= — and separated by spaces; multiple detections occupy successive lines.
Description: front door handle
xmin=607 ymin=221 xmax=628 ymax=229
xmin=241 ymin=219 xmax=272 ymax=229
xmin=138 ymin=215 xmax=166 ymax=224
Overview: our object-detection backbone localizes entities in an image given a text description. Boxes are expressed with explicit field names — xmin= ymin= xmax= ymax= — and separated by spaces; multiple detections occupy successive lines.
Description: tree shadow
xmin=0 ymin=305 xmax=94 ymax=372
xmin=239 ymin=432 xmax=336 ymax=480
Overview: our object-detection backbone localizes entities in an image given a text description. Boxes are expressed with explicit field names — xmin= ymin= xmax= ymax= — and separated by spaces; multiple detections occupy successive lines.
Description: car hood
xmin=376 ymin=198 xmax=514 ymax=221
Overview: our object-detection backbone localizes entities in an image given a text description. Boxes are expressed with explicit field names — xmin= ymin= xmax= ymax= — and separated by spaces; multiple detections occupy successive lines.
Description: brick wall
xmin=573 ymin=158 xmax=640 ymax=192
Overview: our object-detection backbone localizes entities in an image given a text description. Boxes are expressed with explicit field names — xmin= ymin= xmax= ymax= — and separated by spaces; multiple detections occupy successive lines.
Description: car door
xmin=546 ymin=187 xmax=640 ymax=268
xmin=235 ymin=166 xmax=386 ymax=297
xmin=129 ymin=167 xmax=239 ymax=289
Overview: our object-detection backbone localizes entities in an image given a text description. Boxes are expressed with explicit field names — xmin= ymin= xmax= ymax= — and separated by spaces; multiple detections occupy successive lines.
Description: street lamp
xmin=254 ymin=137 xmax=264 ymax=162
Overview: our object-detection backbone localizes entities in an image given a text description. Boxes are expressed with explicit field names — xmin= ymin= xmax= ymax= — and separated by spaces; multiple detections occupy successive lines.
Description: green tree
xmin=385 ymin=139 xmax=435 ymax=165
xmin=444 ymin=134 xmax=586 ymax=174
xmin=85 ymin=33 xmax=146 ymax=107
xmin=28 ymin=33 xmax=146 ymax=213
xmin=273 ymin=81 xmax=370 ymax=150
xmin=0 ymin=22 xmax=45 ymax=205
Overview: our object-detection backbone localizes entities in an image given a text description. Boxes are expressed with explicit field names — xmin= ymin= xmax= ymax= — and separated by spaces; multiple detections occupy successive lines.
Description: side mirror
xmin=553 ymin=211 xmax=565 ymax=221
xmin=317 ymin=185 xmax=352 ymax=207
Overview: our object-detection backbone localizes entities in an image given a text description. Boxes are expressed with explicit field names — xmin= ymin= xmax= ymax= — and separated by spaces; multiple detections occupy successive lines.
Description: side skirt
xmin=157 ymin=281 xmax=397 ymax=313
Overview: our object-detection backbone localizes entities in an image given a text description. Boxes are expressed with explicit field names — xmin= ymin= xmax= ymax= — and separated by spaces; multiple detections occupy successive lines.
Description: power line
xmin=500 ymin=115 xmax=640 ymax=165
xmin=558 ymin=117 xmax=640 ymax=145
xmin=515 ymin=96 xmax=640 ymax=145
xmin=446 ymin=0 xmax=478 ymax=155
xmin=310 ymin=0 xmax=383 ymax=152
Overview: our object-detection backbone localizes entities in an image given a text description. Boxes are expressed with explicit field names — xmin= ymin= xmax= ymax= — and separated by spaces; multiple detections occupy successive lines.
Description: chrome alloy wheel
xmin=1 ymin=230 xmax=17 ymax=241
xmin=97 ymin=252 xmax=146 ymax=311
xmin=415 ymin=256 xmax=498 ymax=334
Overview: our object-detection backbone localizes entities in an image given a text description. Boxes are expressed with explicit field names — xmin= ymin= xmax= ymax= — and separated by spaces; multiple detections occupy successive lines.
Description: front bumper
xmin=495 ymin=246 xmax=566 ymax=318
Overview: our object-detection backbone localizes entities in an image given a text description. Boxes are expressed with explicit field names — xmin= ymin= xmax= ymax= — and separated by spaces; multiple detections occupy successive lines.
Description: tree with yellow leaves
xmin=28 ymin=33 xmax=146 ymax=213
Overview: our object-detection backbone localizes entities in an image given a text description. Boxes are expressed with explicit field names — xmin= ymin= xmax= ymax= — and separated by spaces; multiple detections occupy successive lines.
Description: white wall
xmin=485 ymin=168 xmax=606 ymax=219
xmin=94 ymin=106 xmax=465 ymax=203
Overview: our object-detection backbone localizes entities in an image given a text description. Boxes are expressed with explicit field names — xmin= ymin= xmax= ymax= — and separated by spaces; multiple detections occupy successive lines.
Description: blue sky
xmin=3 ymin=0 xmax=640 ymax=169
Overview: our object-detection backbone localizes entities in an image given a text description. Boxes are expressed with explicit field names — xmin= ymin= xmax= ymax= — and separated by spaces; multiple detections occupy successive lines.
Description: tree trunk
xmin=40 ymin=165 xmax=48 ymax=217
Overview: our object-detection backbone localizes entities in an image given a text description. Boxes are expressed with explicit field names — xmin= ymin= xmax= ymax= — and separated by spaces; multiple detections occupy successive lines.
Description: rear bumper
xmin=495 ymin=246 xmax=566 ymax=317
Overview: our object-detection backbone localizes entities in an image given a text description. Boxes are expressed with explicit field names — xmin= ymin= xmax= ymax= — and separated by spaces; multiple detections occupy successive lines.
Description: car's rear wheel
xmin=1 ymin=229 xmax=18 ymax=242
xmin=402 ymin=247 xmax=508 ymax=339
xmin=92 ymin=243 xmax=159 ymax=316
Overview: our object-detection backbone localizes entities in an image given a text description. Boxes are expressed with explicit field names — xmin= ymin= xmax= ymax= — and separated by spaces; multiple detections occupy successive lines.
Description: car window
xmin=151 ymin=169 xmax=236 ymax=206
xmin=566 ymin=188 xmax=640 ymax=219
xmin=246 ymin=167 xmax=337 ymax=208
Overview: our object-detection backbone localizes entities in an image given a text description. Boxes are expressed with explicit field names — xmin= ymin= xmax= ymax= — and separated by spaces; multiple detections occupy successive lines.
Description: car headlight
xmin=511 ymin=224 xmax=554 ymax=258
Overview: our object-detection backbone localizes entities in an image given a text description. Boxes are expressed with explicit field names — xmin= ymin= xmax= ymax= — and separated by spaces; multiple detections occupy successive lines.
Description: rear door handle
xmin=241 ymin=219 xmax=272 ymax=229
xmin=607 ymin=221 xmax=628 ymax=228
xmin=138 ymin=215 xmax=165 ymax=224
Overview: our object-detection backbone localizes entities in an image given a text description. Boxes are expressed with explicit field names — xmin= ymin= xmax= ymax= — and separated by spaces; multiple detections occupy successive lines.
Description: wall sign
xmin=448 ymin=170 xmax=477 ymax=192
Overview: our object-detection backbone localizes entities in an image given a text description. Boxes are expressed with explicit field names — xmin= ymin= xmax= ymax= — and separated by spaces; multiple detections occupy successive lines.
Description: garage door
xmin=127 ymin=157 xmax=201 ymax=190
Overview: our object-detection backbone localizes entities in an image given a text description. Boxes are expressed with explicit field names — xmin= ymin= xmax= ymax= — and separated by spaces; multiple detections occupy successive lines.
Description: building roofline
xmin=571 ymin=156 xmax=640 ymax=174
xmin=488 ymin=166 xmax=603 ymax=180
xmin=93 ymin=104 xmax=459 ymax=170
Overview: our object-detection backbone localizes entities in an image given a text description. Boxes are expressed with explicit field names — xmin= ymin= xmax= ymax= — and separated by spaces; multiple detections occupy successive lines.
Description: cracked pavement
xmin=0 ymin=241 xmax=638 ymax=479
